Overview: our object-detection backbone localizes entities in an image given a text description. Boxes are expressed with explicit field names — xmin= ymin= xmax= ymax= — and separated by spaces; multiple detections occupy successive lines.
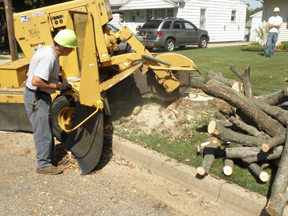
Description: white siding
xmin=176 ymin=0 xmax=247 ymax=42
xmin=262 ymin=0 xmax=288 ymax=44
xmin=110 ymin=13 xmax=122 ymax=29
xmin=250 ymin=11 xmax=262 ymax=42
xmin=120 ymin=0 xmax=176 ymax=10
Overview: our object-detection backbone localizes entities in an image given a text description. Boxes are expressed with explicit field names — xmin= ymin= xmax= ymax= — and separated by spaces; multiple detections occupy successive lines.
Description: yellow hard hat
xmin=274 ymin=7 xmax=280 ymax=12
xmin=54 ymin=29 xmax=78 ymax=48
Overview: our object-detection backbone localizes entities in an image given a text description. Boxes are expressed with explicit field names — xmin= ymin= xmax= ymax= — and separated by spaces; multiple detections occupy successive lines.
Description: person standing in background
xmin=263 ymin=7 xmax=283 ymax=58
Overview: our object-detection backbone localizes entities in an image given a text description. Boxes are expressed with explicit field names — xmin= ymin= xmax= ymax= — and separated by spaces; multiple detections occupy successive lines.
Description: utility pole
xmin=4 ymin=0 xmax=18 ymax=61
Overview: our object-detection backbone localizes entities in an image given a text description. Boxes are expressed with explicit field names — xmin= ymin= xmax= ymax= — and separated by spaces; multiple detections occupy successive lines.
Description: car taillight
xmin=157 ymin=31 xmax=163 ymax=37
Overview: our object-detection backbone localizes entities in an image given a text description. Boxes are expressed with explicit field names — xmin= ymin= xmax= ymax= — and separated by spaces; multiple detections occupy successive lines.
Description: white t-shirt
xmin=26 ymin=46 xmax=60 ymax=94
xmin=268 ymin=15 xmax=283 ymax=33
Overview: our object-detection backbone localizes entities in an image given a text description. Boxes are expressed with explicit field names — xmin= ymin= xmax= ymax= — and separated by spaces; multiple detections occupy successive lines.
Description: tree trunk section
xmin=242 ymin=145 xmax=283 ymax=164
xmin=203 ymin=79 xmax=286 ymax=137
xmin=247 ymin=163 xmax=269 ymax=182
xmin=260 ymin=86 xmax=288 ymax=106
xmin=266 ymin=125 xmax=288 ymax=216
xmin=253 ymin=98 xmax=288 ymax=125
xmin=223 ymin=159 xmax=234 ymax=176
xmin=208 ymin=120 xmax=266 ymax=146
xmin=229 ymin=116 xmax=263 ymax=137
xmin=230 ymin=64 xmax=253 ymax=99
xmin=262 ymin=135 xmax=286 ymax=153
xmin=197 ymin=140 xmax=220 ymax=176
xmin=225 ymin=146 xmax=262 ymax=159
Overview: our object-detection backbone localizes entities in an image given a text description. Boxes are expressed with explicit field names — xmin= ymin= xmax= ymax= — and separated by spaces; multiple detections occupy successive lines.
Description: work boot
xmin=52 ymin=157 xmax=69 ymax=166
xmin=36 ymin=165 xmax=63 ymax=175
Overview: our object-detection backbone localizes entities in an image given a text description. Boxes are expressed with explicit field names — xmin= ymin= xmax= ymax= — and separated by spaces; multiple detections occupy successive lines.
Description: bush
xmin=242 ymin=45 xmax=265 ymax=51
xmin=281 ymin=41 xmax=288 ymax=50
xmin=249 ymin=42 xmax=260 ymax=46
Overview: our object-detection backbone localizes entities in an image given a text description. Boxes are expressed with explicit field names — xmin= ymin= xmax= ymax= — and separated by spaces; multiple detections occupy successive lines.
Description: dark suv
xmin=139 ymin=17 xmax=209 ymax=51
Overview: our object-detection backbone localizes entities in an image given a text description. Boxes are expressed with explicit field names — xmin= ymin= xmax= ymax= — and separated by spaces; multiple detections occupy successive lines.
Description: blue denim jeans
xmin=264 ymin=32 xmax=278 ymax=57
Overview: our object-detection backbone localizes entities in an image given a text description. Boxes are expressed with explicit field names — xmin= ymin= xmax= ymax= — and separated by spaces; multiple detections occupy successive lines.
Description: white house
xmin=109 ymin=0 xmax=248 ymax=43
xmin=250 ymin=10 xmax=262 ymax=42
xmin=261 ymin=0 xmax=288 ymax=44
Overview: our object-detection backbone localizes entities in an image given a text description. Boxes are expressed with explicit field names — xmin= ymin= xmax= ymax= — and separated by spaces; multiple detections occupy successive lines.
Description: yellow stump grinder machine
xmin=0 ymin=0 xmax=198 ymax=174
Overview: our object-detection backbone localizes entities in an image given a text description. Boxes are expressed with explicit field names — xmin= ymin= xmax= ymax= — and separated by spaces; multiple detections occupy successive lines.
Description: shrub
xmin=242 ymin=45 xmax=265 ymax=51
xmin=281 ymin=41 xmax=288 ymax=50
xmin=249 ymin=42 xmax=260 ymax=46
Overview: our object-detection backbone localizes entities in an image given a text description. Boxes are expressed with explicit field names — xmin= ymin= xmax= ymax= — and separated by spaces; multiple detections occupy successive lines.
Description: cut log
xmin=253 ymin=98 xmax=288 ymax=125
xmin=225 ymin=146 xmax=262 ymax=159
xmin=262 ymin=135 xmax=286 ymax=153
xmin=202 ymin=79 xmax=286 ymax=137
xmin=229 ymin=116 xmax=263 ymax=137
xmin=189 ymin=74 xmax=209 ymax=89
xmin=242 ymin=145 xmax=283 ymax=164
xmin=230 ymin=64 xmax=253 ymax=100
xmin=197 ymin=139 xmax=220 ymax=176
xmin=206 ymin=70 xmax=243 ymax=92
xmin=265 ymin=125 xmax=288 ymax=216
xmin=247 ymin=163 xmax=269 ymax=182
xmin=260 ymin=86 xmax=288 ymax=106
xmin=208 ymin=120 xmax=266 ymax=146
xmin=223 ymin=159 xmax=234 ymax=176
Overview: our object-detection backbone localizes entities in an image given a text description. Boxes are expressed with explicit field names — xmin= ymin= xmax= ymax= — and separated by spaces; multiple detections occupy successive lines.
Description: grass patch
xmin=0 ymin=56 xmax=10 ymax=60
xmin=174 ymin=46 xmax=288 ymax=95
xmin=108 ymin=46 xmax=287 ymax=196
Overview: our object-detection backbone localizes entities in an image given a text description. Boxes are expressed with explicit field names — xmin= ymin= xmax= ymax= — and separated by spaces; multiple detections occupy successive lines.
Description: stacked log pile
xmin=191 ymin=64 xmax=288 ymax=216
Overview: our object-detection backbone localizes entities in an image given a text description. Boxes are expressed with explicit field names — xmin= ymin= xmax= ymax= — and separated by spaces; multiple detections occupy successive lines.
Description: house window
xmin=155 ymin=9 xmax=165 ymax=18
xmin=120 ymin=13 xmax=124 ymax=22
xmin=167 ymin=8 xmax=174 ymax=18
xmin=231 ymin=10 xmax=236 ymax=22
xmin=130 ymin=11 xmax=136 ymax=22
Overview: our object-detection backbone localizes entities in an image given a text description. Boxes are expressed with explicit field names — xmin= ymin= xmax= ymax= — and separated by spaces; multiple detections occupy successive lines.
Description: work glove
xmin=56 ymin=82 xmax=72 ymax=92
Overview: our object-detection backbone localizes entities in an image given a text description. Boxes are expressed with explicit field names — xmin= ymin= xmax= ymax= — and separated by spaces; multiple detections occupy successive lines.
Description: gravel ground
xmin=0 ymin=130 xmax=260 ymax=216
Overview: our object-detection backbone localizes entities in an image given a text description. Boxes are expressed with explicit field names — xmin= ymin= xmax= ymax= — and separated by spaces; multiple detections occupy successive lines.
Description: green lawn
xmin=174 ymin=46 xmax=288 ymax=95
xmin=111 ymin=45 xmax=288 ymax=196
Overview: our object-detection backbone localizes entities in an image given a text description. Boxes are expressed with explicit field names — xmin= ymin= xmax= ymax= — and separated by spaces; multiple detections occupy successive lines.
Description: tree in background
xmin=0 ymin=0 xmax=69 ymax=50
xmin=246 ymin=3 xmax=263 ymax=22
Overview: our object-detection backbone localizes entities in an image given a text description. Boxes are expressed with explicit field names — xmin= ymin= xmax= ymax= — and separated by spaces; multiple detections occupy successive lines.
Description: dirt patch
xmin=106 ymin=77 xmax=229 ymax=139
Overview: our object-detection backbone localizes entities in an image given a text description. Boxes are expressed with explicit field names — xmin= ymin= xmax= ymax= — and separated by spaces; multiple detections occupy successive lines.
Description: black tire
xmin=178 ymin=45 xmax=185 ymax=49
xmin=198 ymin=37 xmax=208 ymax=48
xmin=147 ymin=69 xmax=189 ymax=102
xmin=164 ymin=39 xmax=175 ymax=52
xmin=51 ymin=95 xmax=76 ymax=142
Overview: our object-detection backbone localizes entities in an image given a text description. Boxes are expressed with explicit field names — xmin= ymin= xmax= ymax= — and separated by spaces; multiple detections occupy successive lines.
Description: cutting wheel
xmin=147 ymin=69 xmax=190 ymax=102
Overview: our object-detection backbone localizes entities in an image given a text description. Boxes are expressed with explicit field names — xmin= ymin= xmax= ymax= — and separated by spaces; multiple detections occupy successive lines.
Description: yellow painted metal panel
xmin=0 ymin=58 xmax=29 ymax=87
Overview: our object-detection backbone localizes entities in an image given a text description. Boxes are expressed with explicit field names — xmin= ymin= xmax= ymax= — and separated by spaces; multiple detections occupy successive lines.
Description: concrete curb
xmin=111 ymin=134 xmax=288 ymax=216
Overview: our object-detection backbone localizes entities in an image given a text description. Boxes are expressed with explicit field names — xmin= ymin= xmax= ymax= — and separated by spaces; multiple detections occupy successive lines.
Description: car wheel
xmin=164 ymin=39 xmax=175 ymax=52
xmin=178 ymin=46 xmax=185 ymax=49
xmin=198 ymin=37 xmax=208 ymax=48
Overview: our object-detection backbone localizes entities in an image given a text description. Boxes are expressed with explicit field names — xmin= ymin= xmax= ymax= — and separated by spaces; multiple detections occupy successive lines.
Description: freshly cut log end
xmin=231 ymin=82 xmax=243 ymax=92
xmin=208 ymin=120 xmax=218 ymax=135
xmin=259 ymin=171 xmax=270 ymax=183
xmin=265 ymin=206 xmax=281 ymax=216
xmin=223 ymin=159 xmax=234 ymax=176
xmin=223 ymin=166 xmax=233 ymax=176
xmin=262 ymin=143 xmax=270 ymax=153
xmin=197 ymin=167 xmax=206 ymax=176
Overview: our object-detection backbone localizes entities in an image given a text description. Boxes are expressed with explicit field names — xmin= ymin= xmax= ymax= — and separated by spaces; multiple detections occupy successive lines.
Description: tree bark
xmin=262 ymin=135 xmax=286 ymax=153
xmin=265 ymin=125 xmax=288 ymax=216
xmin=208 ymin=120 xmax=266 ymax=146
xmin=202 ymin=79 xmax=286 ymax=137
xmin=229 ymin=116 xmax=264 ymax=137
xmin=189 ymin=74 xmax=209 ymax=89
xmin=223 ymin=159 xmax=234 ymax=176
xmin=247 ymin=162 xmax=269 ymax=182
xmin=242 ymin=145 xmax=283 ymax=164
xmin=207 ymin=70 xmax=243 ymax=92
xmin=225 ymin=146 xmax=262 ymax=159
xmin=260 ymin=86 xmax=288 ymax=106
xmin=197 ymin=139 xmax=220 ymax=176
xmin=253 ymin=98 xmax=288 ymax=125
xmin=230 ymin=64 xmax=253 ymax=99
